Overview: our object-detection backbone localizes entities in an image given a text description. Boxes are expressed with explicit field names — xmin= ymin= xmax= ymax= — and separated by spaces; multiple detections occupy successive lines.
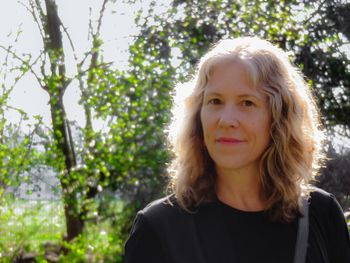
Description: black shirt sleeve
xmin=328 ymin=195 xmax=350 ymax=263
xmin=123 ymin=212 xmax=166 ymax=263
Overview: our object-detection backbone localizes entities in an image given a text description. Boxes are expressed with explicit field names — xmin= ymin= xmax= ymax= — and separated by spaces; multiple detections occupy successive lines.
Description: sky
xmin=0 ymin=0 xmax=155 ymax=128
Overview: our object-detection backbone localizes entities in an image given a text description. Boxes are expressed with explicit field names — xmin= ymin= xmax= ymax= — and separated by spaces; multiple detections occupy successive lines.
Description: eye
xmin=208 ymin=98 xmax=223 ymax=105
xmin=242 ymin=100 xmax=255 ymax=107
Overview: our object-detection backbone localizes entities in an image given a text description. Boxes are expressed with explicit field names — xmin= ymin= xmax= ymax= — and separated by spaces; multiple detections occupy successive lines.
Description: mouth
xmin=216 ymin=137 xmax=246 ymax=144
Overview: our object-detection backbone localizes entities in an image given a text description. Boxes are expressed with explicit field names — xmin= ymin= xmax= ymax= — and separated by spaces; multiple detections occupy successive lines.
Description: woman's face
xmin=200 ymin=61 xmax=271 ymax=175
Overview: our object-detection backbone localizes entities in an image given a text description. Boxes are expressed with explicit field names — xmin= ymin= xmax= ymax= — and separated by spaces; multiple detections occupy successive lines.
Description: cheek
xmin=200 ymin=111 xmax=214 ymax=145
xmin=200 ymin=110 xmax=205 ymax=131
xmin=256 ymin=109 xmax=271 ymax=132
xmin=200 ymin=109 xmax=209 ymax=129
xmin=249 ymin=116 xmax=270 ymax=140
xmin=263 ymin=114 xmax=272 ymax=135
xmin=200 ymin=110 xmax=207 ymax=139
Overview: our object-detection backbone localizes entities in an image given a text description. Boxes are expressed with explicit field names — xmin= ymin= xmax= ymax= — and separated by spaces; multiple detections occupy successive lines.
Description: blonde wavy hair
xmin=168 ymin=36 xmax=324 ymax=221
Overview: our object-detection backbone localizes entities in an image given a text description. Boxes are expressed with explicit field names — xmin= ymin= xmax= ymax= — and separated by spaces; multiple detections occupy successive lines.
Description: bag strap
xmin=293 ymin=198 xmax=309 ymax=263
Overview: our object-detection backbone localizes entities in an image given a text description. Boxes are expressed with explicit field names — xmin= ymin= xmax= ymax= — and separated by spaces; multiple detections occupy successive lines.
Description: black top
xmin=124 ymin=189 xmax=350 ymax=263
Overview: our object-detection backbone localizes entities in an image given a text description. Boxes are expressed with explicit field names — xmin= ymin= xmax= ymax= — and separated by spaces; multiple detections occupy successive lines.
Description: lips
xmin=216 ymin=137 xmax=246 ymax=144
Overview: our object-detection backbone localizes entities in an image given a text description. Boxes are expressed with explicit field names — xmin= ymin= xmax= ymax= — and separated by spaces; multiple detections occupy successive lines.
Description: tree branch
xmin=60 ymin=19 xmax=78 ymax=63
xmin=0 ymin=45 xmax=46 ymax=90
xmin=96 ymin=0 xmax=108 ymax=36
xmin=22 ymin=0 xmax=47 ymax=47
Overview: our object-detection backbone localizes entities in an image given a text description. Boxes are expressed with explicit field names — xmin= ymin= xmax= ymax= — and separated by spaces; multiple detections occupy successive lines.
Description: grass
xmin=0 ymin=196 xmax=126 ymax=262
xmin=0 ymin=197 xmax=65 ymax=260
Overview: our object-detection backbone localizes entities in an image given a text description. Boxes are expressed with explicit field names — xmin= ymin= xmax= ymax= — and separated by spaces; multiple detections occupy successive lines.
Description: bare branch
xmin=19 ymin=0 xmax=47 ymax=48
xmin=88 ymin=7 xmax=94 ymax=40
xmin=79 ymin=50 xmax=94 ymax=68
xmin=40 ymin=55 xmax=47 ymax=83
xmin=87 ymin=0 xmax=110 ymax=85
xmin=0 ymin=45 xmax=45 ymax=90
xmin=60 ymin=20 xmax=78 ymax=63
xmin=96 ymin=0 xmax=109 ymax=36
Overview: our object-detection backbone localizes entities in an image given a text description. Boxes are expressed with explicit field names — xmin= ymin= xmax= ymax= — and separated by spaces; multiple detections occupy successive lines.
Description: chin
xmin=213 ymin=156 xmax=260 ymax=173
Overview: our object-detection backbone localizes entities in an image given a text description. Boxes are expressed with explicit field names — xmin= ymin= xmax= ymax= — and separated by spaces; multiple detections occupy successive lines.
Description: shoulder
xmin=124 ymin=197 xmax=179 ymax=262
xmin=308 ymin=187 xmax=339 ymax=216
xmin=309 ymin=187 xmax=334 ymax=207
xmin=125 ymin=195 xmax=185 ymax=247
xmin=307 ymin=188 xmax=350 ymax=260
xmin=129 ymin=195 xmax=197 ymax=247
xmin=308 ymin=186 xmax=347 ymax=227
xmin=140 ymin=195 xmax=191 ymax=226
xmin=308 ymin=187 xmax=342 ymax=211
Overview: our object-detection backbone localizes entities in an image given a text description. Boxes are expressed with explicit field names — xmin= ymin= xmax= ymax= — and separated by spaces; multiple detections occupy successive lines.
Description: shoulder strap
xmin=293 ymin=198 xmax=309 ymax=263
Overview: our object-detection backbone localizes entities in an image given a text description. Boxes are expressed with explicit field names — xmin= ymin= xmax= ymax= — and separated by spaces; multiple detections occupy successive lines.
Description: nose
xmin=218 ymin=105 xmax=240 ymax=128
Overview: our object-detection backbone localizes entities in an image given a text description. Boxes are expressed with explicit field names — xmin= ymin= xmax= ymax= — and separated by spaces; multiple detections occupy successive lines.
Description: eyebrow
xmin=204 ymin=91 xmax=262 ymax=100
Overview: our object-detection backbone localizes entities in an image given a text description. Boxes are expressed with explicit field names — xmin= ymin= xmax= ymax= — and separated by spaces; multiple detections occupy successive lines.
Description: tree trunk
xmin=43 ymin=0 xmax=83 ymax=242
xmin=49 ymin=93 xmax=83 ymax=241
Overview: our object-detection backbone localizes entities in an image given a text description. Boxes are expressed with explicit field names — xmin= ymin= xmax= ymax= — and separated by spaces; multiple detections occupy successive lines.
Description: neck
xmin=215 ymin=166 xmax=265 ymax=212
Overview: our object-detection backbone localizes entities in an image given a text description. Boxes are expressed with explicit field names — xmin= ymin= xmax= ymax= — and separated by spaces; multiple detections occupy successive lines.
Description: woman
xmin=123 ymin=37 xmax=350 ymax=263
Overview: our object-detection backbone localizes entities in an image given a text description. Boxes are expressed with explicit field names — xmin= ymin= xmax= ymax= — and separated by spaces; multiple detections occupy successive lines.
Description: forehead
xmin=204 ymin=61 xmax=265 ymax=98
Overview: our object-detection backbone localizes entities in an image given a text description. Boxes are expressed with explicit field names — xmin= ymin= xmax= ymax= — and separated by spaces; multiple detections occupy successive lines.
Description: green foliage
xmin=136 ymin=0 xmax=301 ymax=76
xmin=50 ymin=196 xmax=125 ymax=262
xmin=0 ymin=121 xmax=45 ymax=200
xmin=60 ymin=219 xmax=124 ymax=263
xmin=0 ymin=197 xmax=64 ymax=261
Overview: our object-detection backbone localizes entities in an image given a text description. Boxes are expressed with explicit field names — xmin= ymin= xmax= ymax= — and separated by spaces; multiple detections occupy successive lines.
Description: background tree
xmin=317 ymin=145 xmax=350 ymax=208
xmin=295 ymin=0 xmax=350 ymax=135
xmin=19 ymin=0 xmax=174 ymax=243
xmin=1 ymin=0 xmax=173 ymax=260
xmin=0 ymin=35 xmax=42 ymax=201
